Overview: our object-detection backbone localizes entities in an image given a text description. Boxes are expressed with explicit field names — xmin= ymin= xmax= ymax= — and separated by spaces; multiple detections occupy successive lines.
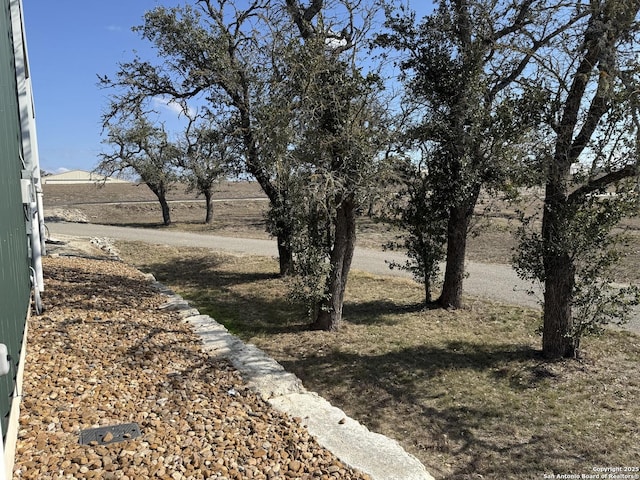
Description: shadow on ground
xmin=140 ymin=255 xmax=435 ymax=331
xmin=118 ymin=246 xmax=640 ymax=480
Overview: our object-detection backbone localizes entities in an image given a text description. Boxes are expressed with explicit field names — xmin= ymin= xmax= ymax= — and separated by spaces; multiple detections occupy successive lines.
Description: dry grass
xmin=44 ymin=181 xmax=273 ymax=240
xmin=43 ymin=180 xmax=266 ymax=205
xmin=117 ymin=242 xmax=640 ymax=480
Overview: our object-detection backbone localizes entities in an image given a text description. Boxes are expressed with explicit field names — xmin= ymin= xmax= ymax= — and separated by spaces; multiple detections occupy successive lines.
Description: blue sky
xmin=22 ymin=1 xmax=428 ymax=174
xmin=23 ymin=1 xmax=171 ymax=173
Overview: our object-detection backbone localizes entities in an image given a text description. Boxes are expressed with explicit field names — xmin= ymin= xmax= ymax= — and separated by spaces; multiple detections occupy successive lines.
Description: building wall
xmin=42 ymin=169 xmax=131 ymax=184
xmin=0 ymin=0 xmax=31 ymax=445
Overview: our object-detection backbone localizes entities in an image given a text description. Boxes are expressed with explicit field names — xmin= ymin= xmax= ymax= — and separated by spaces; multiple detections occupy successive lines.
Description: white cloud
xmin=54 ymin=167 xmax=71 ymax=174
xmin=106 ymin=25 xmax=123 ymax=32
xmin=152 ymin=96 xmax=195 ymax=117
xmin=325 ymin=37 xmax=348 ymax=49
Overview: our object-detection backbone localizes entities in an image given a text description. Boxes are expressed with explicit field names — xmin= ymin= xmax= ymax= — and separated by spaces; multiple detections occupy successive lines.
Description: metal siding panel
xmin=0 ymin=0 xmax=31 ymax=440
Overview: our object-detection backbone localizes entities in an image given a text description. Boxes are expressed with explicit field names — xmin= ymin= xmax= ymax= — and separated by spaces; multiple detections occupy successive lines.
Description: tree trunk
xmin=148 ymin=183 xmax=172 ymax=226
xmin=251 ymin=177 xmax=294 ymax=277
xmin=204 ymin=189 xmax=214 ymax=224
xmin=438 ymin=187 xmax=480 ymax=309
xmin=271 ymin=194 xmax=295 ymax=276
xmin=311 ymin=197 xmax=357 ymax=331
xmin=245 ymin=157 xmax=294 ymax=276
xmin=542 ymin=253 xmax=577 ymax=359
xmin=424 ymin=277 xmax=432 ymax=305
xmin=239 ymin=104 xmax=294 ymax=277
xmin=159 ymin=195 xmax=171 ymax=226
xmin=541 ymin=176 xmax=578 ymax=359
xmin=277 ymin=230 xmax=294 ymax=277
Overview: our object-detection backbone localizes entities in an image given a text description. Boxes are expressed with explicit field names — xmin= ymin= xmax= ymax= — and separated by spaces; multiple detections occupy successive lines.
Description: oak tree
xmin=378 ymin=0 xmax=581 ymax=308
xmin=384 ymin=149 xmax=448 ymax=305
xmin=98 ymin=113 xmax=179 ymax=226
xmin=176 ymin=106 xmax=241 ymax=224
xmin=514 ymin=0 xmax=640 ymax=359
xmin=283 ymin=0 xmax=389 ymax=330
xmin=100 ymin=0 xmax=300 ymax=274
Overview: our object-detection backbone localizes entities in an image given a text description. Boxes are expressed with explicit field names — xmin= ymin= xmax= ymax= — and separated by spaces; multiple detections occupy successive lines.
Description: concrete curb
xmin=148 ymin=276 xmax=434 ymax=480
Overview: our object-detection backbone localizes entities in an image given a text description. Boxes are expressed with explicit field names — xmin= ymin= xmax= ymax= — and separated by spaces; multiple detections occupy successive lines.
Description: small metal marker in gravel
xmin=79 ymin=423 xmax=141 ymax=446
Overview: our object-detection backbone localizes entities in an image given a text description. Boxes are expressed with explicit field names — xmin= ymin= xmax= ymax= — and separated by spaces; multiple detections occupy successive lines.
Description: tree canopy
xmin=513 ymin=0 xmax=640 ymax=359
xmin=98 ymin=0 xmax=640 ymax=356
xmin=377 ymin=0 xmax=586 ymax=309
xmin=98 ymin=112 xmax=179 ymax=226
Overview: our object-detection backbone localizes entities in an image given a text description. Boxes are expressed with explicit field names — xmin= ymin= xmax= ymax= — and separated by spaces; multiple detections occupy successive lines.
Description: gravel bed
xmin=14 ymin=256 xmax=370 ymax=480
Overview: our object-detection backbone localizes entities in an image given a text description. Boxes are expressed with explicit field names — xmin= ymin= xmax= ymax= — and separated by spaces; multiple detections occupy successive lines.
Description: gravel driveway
xmin=47 ymin=222 xmax=639 ymax=334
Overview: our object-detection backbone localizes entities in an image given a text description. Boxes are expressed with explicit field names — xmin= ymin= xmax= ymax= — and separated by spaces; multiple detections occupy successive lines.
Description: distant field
xmin=43 ymin=181 xmax=640 ymax=282
xmin=43 ymin=180 xmax=266 ymax=206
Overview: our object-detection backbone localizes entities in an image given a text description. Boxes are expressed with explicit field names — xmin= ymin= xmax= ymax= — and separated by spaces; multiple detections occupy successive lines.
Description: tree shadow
xmin=279 ymin=341 xmax=542 ymax=397
xmin=142 ymin=255 xmax=279 ymax=287
xmin=345 ymin=299 xmax=438 ymax=325
xmin=140 ymin=256 xmax=305 ymax=335
xmin=42 ymin=261 xmax=159 ymax=312
xmin=96 ymin=221 xmax=168 ymax=229
xmin=142 ymin=255 xmax=433 ymax=332
xmin=276 ymin=342 xmax=578 ymax=479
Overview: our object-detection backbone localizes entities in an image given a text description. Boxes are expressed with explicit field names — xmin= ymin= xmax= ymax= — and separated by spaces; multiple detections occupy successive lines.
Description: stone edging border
xmin=146 ymin=274 xmax=434 ymax=480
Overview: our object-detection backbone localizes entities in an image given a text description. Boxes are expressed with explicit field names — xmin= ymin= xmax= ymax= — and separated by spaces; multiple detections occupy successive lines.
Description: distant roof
xmin=42 ymin=170 xmax=130 ymax=185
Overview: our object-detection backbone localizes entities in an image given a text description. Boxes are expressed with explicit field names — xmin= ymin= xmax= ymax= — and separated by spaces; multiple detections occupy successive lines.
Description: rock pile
xmin=89 ymin=237 xmax=120 ymax=260
xmin=44 ymin=208 xmax=89 ymax=223
xmin=14 ymin=257 xmax=370 ymax=480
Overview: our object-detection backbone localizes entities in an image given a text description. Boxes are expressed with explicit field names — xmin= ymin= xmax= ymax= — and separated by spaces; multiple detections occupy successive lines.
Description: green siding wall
xmin=0 ymin=0 xmax=31 ymax=440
